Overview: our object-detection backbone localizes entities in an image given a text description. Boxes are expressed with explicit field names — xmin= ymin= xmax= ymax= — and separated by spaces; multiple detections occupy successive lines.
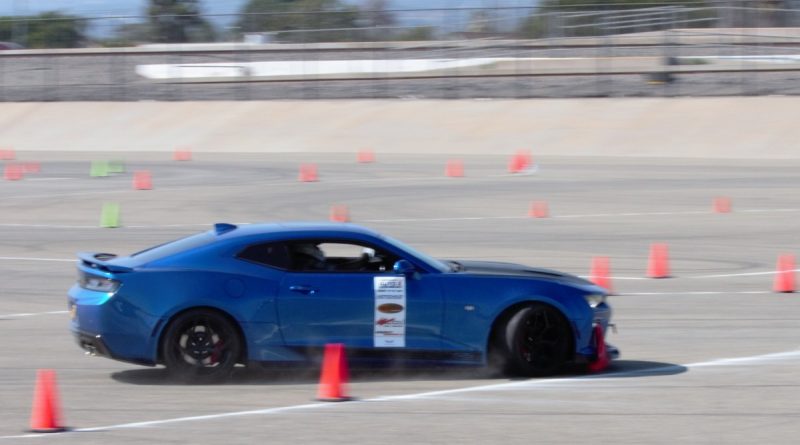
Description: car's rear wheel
xmin=497 ymin=303 xmax=572 ymax=377
xmin=161 ymin=309 xmax=242 ymax=383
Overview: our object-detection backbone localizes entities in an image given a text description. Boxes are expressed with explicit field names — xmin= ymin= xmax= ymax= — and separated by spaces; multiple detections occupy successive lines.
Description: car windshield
xmin=130 ymin=231 xmax=215 ymax=263
xmin=381 ymin=235 xmax=450 ymax=273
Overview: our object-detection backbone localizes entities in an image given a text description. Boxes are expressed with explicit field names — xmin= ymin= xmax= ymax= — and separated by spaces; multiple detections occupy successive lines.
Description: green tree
xmin=102 ymin=22 xmax=152 ymax=47
xmin=518 ymin=1 xmax=714 ymax=38
xmin=147 ymin=0 xmax=216 ymax=43
xmin=0 ymin=12 xmax=86 ymax=48
xmin=356 ymin=0 xmax=396 ymax=40
xmin=237 ymin=0 xmax=359 ymax=42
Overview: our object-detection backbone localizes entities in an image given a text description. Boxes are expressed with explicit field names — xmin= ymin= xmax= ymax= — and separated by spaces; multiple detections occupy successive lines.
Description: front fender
xmin=441 ymin=276 xmax=594 ymax=357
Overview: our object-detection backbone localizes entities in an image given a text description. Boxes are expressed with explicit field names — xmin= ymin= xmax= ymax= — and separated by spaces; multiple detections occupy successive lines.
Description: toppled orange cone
xmin=4 ymin=163 xmax=23 ymax=181
xmin=357 ymin=149 xmax=375 ymax=163
xmin=0 ymin=148 xmax=16 ymax=160
xmin=773 ymin=254 xmax=796 ymax=293
xmin=133 ymin=170 xmax=152 ymax=190
xmin=528 ymin=201 xmax=549 ymax=218
xmin=317 ymin=343 xmax=352 ymax=402
xmin=23 ymin=162 xmax=41 ymax=174
xmin=329 ymin=204 xmax=350 ymax=223
xmin=713 ymin=196 xmax=732 ymax=213
xmin=445 ymin=159 xmax=464 ymax=177
xmin=29 ymin=369 xmax=67 ymax=433
xmin=299 ymin=164 xmax=318 ymax=182
xmin=647 ymin=243 xmax=671 ymax=278
xmin=590 ymin=256 xmax=613 ymax=293
xmin=173 ymin=148 xmax=192 ymax=161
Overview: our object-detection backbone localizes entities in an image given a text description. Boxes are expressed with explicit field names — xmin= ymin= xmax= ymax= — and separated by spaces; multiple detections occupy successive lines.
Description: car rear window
xmin=237 ymin=242 xmax=291 ymax=270
xmin=130 ymin=231 xmax=216 ymax=263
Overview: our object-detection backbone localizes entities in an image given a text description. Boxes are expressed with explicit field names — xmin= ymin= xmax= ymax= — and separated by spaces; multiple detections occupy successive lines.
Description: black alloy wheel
xmin=500 ymin=303 xmax=571 ymax=377
xmin=162 ymin=309 xmax=242 ymax=382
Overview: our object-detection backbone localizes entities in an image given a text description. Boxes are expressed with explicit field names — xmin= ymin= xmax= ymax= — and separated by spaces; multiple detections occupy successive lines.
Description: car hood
xmin=451 ymin=260 xmax=596 ymax=288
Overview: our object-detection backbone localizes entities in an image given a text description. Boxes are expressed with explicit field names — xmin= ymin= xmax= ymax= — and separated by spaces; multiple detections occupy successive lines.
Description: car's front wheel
xmin=497 ymin=303 xmax=572 ymax=377
xmin=161 ymin=309 xmax=242 ymax=382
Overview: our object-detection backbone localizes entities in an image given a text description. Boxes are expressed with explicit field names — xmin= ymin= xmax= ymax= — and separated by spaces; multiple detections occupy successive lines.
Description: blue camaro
xmin=68 ymin=222 xmax=617 ymax=381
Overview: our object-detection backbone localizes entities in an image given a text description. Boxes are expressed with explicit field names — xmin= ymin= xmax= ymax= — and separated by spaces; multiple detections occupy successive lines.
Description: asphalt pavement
xmin=0 ymin=152 xmax=799 ymax=443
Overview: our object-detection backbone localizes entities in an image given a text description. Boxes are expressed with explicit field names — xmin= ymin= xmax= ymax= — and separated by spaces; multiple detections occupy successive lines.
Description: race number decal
xmin=374 ymin=276 xmax=406 ymax=348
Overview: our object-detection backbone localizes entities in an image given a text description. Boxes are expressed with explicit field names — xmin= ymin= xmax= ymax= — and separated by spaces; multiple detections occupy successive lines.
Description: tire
xmin=497 ymin=303 xmax=572 ymax=377
xmin=161 ymin=309 xmax=242 ymax=383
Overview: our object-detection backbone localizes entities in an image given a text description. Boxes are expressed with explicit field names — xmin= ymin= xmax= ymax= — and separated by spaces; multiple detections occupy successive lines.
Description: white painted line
xmin=689 ymin=269 xmax=800 ymax=279
xmin=26 ymin=178 xmax=75 ymax=181
xmin=0 ymin=224 xmax=97 ymax=229
xmin=364 ymin=216 xmax=523 ymax=223
xmin=0 ymin=310 xmax=68 ymax=318
xmin=3 ymin=190 xmax=129 ymax=200
xmin=2 ymin=347 xmax=799 ymax=440
xmin=578 ymin=275 xmax=649 ymax=281
xmin=0 ymin=256 xmax=74 ymax=262
xmin=740 ymin=208 xmax=800 ymax=213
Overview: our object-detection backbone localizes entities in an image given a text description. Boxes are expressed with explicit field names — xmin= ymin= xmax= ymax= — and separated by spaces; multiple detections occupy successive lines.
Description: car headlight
xmin=584 ymin=294 xmax=607 ymax=308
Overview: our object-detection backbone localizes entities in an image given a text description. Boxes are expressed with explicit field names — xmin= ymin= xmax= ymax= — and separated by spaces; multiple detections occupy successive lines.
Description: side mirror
xmin=393 ymin=259 xmax=416 ymax=276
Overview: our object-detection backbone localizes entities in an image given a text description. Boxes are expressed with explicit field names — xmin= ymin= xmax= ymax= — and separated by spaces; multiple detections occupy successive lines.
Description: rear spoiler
xmin=77 ymin=252 xmax=133 ymax=273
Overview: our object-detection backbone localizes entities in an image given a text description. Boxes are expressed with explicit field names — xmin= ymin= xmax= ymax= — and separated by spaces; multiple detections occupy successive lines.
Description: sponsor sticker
xmin=374 ymin=276 xmax=406 ymax=347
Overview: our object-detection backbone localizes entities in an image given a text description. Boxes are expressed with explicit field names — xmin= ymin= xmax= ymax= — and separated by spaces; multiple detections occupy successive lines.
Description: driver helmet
xmin=295 ymin=243 xmax=325 ymax=263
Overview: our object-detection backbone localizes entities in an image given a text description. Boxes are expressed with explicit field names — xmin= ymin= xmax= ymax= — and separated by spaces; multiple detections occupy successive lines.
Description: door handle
xmin=289 ymin=285 xmax=317 ymax=295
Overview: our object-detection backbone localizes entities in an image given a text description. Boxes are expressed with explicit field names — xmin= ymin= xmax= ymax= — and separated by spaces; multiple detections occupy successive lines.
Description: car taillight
xmin=79 ymin=271 xmax=120 ymax=293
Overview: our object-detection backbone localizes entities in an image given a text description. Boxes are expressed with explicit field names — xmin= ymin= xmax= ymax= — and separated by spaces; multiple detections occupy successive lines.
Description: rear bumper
xmin=73 ymin=329 xmax=155 ymax=366
xmin=74 ymin=330 xmax=112 ymax=358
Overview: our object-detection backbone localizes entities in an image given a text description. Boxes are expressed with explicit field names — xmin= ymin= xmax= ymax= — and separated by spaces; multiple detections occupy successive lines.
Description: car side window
xmin=287 ymin=241 xmax=399 ymax=273
xmin=237 ymin=242 xmax=291 ymax=270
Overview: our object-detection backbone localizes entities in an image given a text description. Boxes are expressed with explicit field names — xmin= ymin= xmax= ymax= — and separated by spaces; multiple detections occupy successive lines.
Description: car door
xmin=276 ymin=240 xmax=443 ymax=351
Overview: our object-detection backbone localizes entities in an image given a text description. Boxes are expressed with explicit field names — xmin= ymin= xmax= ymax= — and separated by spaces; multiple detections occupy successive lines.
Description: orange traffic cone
xmin=357 ymin=149 xmax=375 ymax=163
xmin=528 ymin=201 xmax=549 ymax=218
xmin=29 ymin=369 xmax=67 ymax=433
xmin=4 ymin=163 xmax=23 ymax=181
xmin=133 ymin=171 xmax=152 ymax=190
xmin=590 ymin=256 xmax=613 ymax=293
xmin=299 ymin=164 xmax=318 ymax=182
xmin=316 ymin=343 xmax=352 ymax=402
xmin=508 ymin=150 xmax=532 ymax=173
xmin=173 ymin=148 xmax=192 ymax=161
xmin=647 ymin=243 xmax=671 ymax=278
xmin=508 ymin=154 xmax=524 ymax=174
xmin=588 ymin=325 xmax=610 ymax=372
xmin=329 ymin=204 xmax=350 ymax=223
xmin=713 ymin=196 xmax=732 ymax=213
xmin=773 ymin=254 xmax=796 ymax=293
xmin=445 ymin=159 xmax=464 ymax=177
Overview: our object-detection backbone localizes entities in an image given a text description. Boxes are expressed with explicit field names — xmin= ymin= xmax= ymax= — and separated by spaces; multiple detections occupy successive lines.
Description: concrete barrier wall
xmin=1 ymin=98 xmax=797 ymax=158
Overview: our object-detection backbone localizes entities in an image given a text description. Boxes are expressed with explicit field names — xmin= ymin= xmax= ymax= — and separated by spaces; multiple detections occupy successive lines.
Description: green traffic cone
xmin=90 ymin=161 xmax=109 ymax=177
xmin=108 ymin=160 xmax=126 ymax=174
xmin=100 ymin=203 xmax=120 ymax=228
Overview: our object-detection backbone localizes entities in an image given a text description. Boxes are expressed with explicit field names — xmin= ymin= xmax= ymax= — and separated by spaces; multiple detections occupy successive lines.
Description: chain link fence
xmin=2 ymin=3 xmax=800 ymax=101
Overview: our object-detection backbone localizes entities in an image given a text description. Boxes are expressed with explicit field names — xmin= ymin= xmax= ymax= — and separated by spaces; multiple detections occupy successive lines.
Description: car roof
xmin=216 ymin=222 xmax=383 ymax=240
